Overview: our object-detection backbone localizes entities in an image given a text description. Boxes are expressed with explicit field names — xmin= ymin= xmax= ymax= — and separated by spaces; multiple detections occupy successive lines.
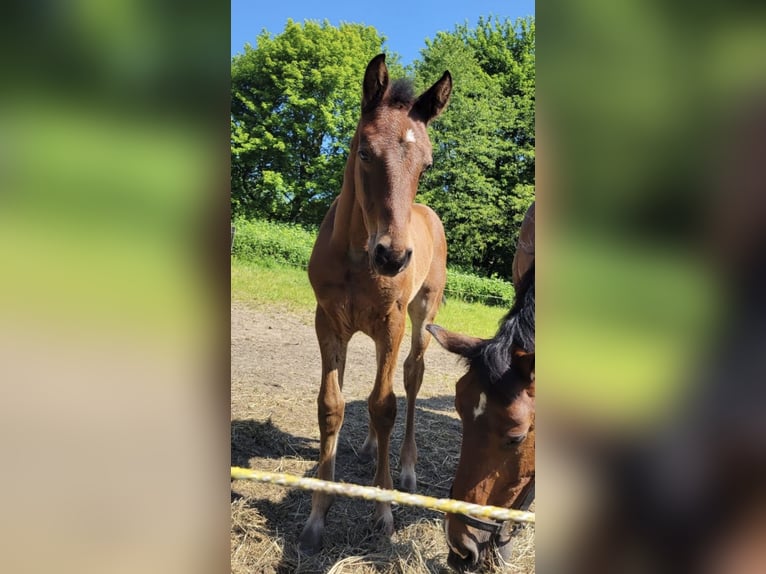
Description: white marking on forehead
xmin=473 ymin=392 xmax=487 ymax=420
xmin=404 ymin=128 xmax=416 ymax=143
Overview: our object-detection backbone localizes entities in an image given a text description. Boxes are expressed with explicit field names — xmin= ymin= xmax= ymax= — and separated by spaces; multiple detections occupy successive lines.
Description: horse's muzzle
xmin=447 ymin=547 xmax=480 ymax=573
xmin=444 ymin=496 xmax=515 ymax=572
xmin=446 ymin=533 xmax=514 ymax=573
xmin=372 ymin=244 xmax=413 ymax=276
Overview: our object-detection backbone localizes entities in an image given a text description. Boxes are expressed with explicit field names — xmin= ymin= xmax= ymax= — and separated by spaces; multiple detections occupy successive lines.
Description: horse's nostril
xmin=403 ymin=248 xmax=413 ymax=265
xmin=466 ymin=545 xmax=480 ymax=567
xmin=447 ymin=536 xmax=481 ymax=570
xmin=447 ymin=546 xmax=481 ymax=572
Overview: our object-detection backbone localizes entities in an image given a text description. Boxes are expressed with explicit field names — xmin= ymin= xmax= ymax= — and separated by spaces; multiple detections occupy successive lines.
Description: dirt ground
xmin=231 ymin=301 xmax=534 ymax=573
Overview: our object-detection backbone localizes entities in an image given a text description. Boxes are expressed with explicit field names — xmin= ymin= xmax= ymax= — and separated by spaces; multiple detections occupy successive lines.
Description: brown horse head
xmin=428 ymin=268 xmax=535 ymax=571
xmin=352 ymin=54 xmax=451 ymax=276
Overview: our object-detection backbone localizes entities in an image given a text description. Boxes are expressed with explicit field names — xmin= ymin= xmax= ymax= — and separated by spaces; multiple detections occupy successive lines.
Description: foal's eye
xmin=358 ymin=149 xmax=371 ymax=161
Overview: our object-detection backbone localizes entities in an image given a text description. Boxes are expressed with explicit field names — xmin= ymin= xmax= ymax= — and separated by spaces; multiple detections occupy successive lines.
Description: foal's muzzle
xmin=372 ymin=243 xmax=413 ymax=276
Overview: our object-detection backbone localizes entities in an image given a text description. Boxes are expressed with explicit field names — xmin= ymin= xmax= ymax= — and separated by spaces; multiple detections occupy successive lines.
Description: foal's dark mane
xmin=388 ymin=78 xmax=415 ymax=108
xmin=472 ymin=265 xmax=535 ymax=388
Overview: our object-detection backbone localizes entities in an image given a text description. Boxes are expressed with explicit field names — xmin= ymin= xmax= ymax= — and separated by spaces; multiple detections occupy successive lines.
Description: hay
xmin=231 ymin=303 xmax=535 ymax=573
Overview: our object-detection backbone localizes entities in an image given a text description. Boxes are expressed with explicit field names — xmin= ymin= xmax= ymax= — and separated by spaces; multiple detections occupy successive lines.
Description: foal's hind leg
xmin=299 ymin=306 xmax=348 ymax=555
xmin=400 ymin=288 xmax=443 ymax=493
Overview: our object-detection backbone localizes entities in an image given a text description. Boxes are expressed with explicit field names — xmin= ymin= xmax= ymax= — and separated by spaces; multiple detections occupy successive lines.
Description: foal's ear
xmin=426 ymin=324 xmax=483 ymax=358
xmin=362 ymin=53 xmax=389 ymax=113
xmin=512 ymin=352 xmax=535 ymax=385
xmin=412 ymin=70 xmax=452 ymax=123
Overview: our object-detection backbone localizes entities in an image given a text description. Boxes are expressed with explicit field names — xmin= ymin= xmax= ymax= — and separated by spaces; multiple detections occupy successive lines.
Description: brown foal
xmin=299 ymin=53 xmax=452 ymax=554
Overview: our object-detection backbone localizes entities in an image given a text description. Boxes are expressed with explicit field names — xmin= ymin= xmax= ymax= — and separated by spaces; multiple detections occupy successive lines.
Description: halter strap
xmin=451 ymin=507 xmax=508 ymax=535
xmin=448 ymin=477 xmax=535 ymax=536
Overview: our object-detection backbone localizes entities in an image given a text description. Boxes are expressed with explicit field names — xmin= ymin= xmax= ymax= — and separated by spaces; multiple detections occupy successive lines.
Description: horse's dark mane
xmin=387 ymin=78 xmax=415 ymax=107
xmin=471 ymin=265 xmax=535 ymax=388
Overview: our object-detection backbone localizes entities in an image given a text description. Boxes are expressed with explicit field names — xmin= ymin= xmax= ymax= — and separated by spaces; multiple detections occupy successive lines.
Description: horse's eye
xmin=358 ymin=149 xmax=371 ymax=161
xmin=503 ymin=433 xmax=527 ymax=448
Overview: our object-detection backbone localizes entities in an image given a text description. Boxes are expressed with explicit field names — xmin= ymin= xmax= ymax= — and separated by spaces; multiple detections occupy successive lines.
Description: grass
xmin=231 ymin=257 xmax=507 ymax=339
xmin=232 ymin=258 xmax=317 ymax=313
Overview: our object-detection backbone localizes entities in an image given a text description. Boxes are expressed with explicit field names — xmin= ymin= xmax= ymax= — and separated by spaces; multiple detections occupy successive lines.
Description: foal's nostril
xmin=372 ymin=243 xmax=413 ymax=275
xmin=373 ymin=243 xmax=388 ymax=266
xmin=402 ymin=248 xmax=413 ymax=267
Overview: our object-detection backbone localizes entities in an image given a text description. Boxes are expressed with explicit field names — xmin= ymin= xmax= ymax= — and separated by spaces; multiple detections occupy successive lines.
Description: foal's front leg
xmin=299 ymin=307 xmax=348 ymax=555
xmin=368 ymin=314 xmax=406 ymax=534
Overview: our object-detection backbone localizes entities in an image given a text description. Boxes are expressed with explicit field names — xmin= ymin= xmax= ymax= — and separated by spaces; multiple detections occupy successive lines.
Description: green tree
xmin=416 ymin=17 xmax=535 ymax=279
xmin=231 ymin=20 xmax=402 ymax=224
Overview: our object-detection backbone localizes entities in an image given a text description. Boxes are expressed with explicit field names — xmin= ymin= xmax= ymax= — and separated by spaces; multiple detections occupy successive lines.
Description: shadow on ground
xmin=231 ymin=394 xmax=460 ymax=573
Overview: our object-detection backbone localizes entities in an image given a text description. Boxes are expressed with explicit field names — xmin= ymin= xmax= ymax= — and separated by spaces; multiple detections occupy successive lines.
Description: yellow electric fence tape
xmin=231 ymin=467 xmax=535 ymax=524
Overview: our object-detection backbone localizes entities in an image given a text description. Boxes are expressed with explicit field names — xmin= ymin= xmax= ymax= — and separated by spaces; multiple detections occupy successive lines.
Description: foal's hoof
xmin=399 ymin=469 xmax=417 ymax=493
xmin=373 ymin=509 xmax=395 ymax=536
xmin=298 ymin=522 xmax=324 ymax=556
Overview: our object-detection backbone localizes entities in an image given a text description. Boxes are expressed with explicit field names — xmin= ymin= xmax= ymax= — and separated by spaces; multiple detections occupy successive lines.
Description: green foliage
xmin=231 ymin=218 xmax=514 ymax=307
xmin=231 ymin=17 xmax=535 ymax=281
xmin=415 ymin=17 xmax=535 ymax=279
xmin=231 ymin=20 xmax=403 ymax=224
xmin=445 ymin=268 xmax=515 ymax=307
xmin=231 ymin=217 xmax=316 ymax=267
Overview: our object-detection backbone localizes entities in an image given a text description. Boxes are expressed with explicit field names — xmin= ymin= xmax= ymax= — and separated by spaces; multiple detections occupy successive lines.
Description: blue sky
xmin=231 ymin=0 xmax=535 ymax=66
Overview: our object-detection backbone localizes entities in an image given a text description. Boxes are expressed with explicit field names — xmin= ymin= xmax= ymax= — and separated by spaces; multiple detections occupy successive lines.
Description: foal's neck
xmin=330 ymin=141 xmax=369 ymax=262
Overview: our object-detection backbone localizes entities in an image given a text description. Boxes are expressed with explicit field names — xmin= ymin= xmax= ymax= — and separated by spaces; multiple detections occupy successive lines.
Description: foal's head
xmin=428 ymin=270 xmax=535 ymax=571
xmin=352 ymin=54 xmax=451 ymax=276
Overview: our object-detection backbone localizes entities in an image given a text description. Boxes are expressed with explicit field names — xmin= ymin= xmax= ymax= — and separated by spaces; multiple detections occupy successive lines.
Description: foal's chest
xmin=314 ymin=266 xmax=410 ymax=335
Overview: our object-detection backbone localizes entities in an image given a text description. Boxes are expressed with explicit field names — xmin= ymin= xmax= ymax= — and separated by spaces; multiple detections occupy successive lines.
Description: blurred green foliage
xmin=0 ymin=3 xmax=229 ymax=574
xmin=0 ymin=0 xmax=228 ymax=340
xmin=539 ymin=0 xmax=766 ymax=421
xmin=0 ymin=102 xmax=213 ymax=337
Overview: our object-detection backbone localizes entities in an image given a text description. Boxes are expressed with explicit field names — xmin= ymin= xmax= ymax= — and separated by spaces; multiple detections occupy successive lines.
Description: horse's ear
xmin=412 ymin=70 xmax=452 ymax=123
xmin=362 ymin=54 xmax=389 ymax=113
xmin=512 ymin=351 xmax=535 ymax=385
xmin=426 ymin=324 xmax=483 ymax=358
